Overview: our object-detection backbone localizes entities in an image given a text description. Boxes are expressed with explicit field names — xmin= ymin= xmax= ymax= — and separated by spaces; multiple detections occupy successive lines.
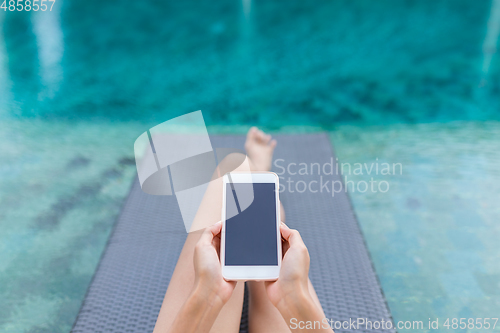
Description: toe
xmin=247 ymin=127 xmax=258 ymax=140
xmin=270 ymin=139 xmax=277 ymax=148
xmin=257 ymin=129 xmax=266 ymax=142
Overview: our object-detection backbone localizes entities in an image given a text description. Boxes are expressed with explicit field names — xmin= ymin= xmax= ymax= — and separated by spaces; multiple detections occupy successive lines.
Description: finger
xmin=280 ymin=224 xmax=304 ymax=247
xmin=213 ymin=236 xmax=221 ymax=257
xmin=281 ymin=238 xmax=290 ymax=255
xmin=210 ymin=220 xmax=222 ymax=236
xmin=247 ymin=127 xmax=258 ymax=140
xmin=280 ymin=222 xmax=288 ymax=241
xmin=199 ymin=221 xmax=222 ymax=245
xmin=270 ymin=139 xmax=277 ymax=148
xmin=257 ymin=129 xmax=265 ymax=141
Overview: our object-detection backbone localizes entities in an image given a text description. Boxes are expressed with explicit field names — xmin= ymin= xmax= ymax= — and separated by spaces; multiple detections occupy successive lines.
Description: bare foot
xmin=244 ymin=127 xmax=277 ymax=172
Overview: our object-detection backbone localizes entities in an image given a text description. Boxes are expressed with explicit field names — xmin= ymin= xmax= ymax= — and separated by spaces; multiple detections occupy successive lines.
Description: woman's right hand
xmin=265 ymin=223 xmax=332 ymax=332
xmin=265 ymin=222 xmax=311 ymax=309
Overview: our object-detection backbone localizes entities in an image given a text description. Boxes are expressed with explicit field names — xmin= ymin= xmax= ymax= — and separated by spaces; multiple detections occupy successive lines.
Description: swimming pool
xmin=1 ymin=0 xmax=499 ymax=331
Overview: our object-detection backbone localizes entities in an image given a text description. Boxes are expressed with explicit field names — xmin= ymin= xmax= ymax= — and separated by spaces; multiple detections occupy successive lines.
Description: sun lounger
xmin=72 ymin=134 xmax=394 ymax=333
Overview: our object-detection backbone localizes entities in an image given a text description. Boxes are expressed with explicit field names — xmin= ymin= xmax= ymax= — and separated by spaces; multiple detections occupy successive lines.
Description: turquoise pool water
xmin=332 ymin=122 xmax=500 ymax=327
xmin=1 ymin=0 xmax=500 ymax=332
xmin=2 ymin=0 xmax=500 ymax=125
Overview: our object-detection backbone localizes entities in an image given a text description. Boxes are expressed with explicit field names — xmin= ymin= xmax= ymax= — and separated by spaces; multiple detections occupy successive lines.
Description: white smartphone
xmin=221 ymin=172 xmax=282 ymax=281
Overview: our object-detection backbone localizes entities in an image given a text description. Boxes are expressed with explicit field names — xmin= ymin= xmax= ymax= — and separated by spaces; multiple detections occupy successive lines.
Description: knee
xmin=217 ymin=151 xmax=250 ymax=175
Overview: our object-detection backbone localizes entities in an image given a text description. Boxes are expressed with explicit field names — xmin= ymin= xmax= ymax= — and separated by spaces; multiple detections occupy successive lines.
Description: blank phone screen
xmin=225 ymin=183 xmax=278 ymax=266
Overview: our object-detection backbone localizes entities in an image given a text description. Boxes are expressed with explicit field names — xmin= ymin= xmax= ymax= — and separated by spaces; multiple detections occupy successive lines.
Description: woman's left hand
xmin=193 ymin=221 xmax=236 ymax=304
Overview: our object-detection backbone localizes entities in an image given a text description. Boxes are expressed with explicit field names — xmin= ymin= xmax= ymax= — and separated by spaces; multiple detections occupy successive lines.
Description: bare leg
xmin=244 ymin=128 xmax=324 ymax=333
xmin=153 ymin=155 xmax=249 ymax=333
xmin=154 ymin=231 xmax=245 ymax=333
xmin=154 ymin=127 xmax=324 ymax=333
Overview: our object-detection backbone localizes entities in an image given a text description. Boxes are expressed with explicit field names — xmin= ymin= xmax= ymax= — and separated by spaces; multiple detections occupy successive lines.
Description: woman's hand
xmin=265 ymin=223 xmax=332 ymax=332
xmin=265 ymin=222 xmax=311 ymax=308
xmin=192 ymin=221 xmax=236 ymax=305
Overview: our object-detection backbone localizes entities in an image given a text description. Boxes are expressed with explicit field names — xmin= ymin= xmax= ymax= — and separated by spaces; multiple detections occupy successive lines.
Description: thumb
xmin=199 ymin=221 xmax=222 ymax=245
xmin=280 ymin=223 xmax=304 ymax=247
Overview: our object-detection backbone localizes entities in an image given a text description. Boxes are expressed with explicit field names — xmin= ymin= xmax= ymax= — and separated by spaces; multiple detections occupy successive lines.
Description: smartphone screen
xmin=225 ymin=183 xmax=278 ymax=266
